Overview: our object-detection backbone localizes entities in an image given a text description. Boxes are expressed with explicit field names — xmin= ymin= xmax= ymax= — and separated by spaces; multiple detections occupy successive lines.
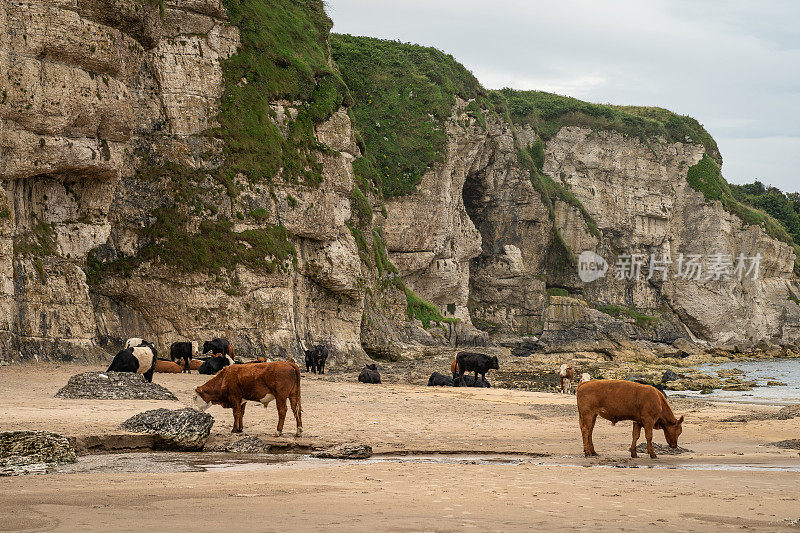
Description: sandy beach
xmin=1 ymin=363 xmax=799 ymax=532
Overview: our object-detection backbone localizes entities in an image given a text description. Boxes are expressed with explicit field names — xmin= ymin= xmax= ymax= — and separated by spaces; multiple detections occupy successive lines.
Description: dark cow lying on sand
xmin=427 ymin=372 xmax=453 ymax=387
xmin=170 ymin=342 xmax=194 ymax=373
xmin=304 ymin=344 xmax=329 ymax=374
xmin=358 ymin=364 xmax=381 ymax=384
xmin=455 ymin=352 xmax=499 ymax=387
xmin=203 ymin=338 xmax=233 ymax=358
xmin=577 ymin=379 xmax=684 ymax=459
xmin=108 ymin=346 xmax=157 ymax=382
xmin=198 ymin=354 xmax=233 ymax=375
xmin=193 ymin=361 xmax=302 ymax=436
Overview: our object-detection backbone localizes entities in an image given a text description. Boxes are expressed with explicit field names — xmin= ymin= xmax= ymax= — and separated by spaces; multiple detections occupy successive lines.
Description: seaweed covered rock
xmin=312 ymin=443 xmax=373 ymax=459
xmin=55 ymin=372 xmax=178 ymax=401
xmin=635 ymin=442 xmax=693 ymax=455
xmin=119 ymin=408 xmax=214 ymax=451
xmin=0 ymin=431 xmax=77 ymax=476
xmin=207 ymin=436 xmax=269 ymax=454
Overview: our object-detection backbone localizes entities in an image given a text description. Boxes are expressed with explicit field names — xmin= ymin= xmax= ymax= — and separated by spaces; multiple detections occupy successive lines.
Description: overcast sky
xmin=327 ymin=0 xmax=799 ymax=193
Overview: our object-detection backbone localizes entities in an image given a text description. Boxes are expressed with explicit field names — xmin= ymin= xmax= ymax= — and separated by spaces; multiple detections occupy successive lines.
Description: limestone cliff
xmin=0 ymin=3 xmax=797 ymax=364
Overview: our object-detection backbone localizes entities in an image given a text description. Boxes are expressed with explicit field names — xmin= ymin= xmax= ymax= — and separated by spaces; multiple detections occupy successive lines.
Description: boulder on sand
xmin=55 ymin=372 xmax=178 ymax=400
xmin=312 ymin=443 xmax=373 ymax=459
xmin=635 ymin=442 xmax=692 ymax=455
xmin=119 ymin=408 xmax=214 ymax=451
xmin=206 ymin=436 xmax=269 ymax=453
xmin=0 ymin=431 xmax=77 ymax=476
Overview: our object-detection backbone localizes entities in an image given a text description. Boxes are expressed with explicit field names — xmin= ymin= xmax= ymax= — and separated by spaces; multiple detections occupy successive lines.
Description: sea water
xmin=673 ymin=358 xmax=800 ymax=404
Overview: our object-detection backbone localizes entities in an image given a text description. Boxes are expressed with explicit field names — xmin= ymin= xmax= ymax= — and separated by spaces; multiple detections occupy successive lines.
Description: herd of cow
xmin=106 ymin=338 xmax=685 ymax=459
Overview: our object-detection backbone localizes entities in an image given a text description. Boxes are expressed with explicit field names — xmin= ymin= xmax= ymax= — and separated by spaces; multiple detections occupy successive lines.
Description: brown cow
xmin=193 ymin=361 xmax=302 ymax=436
xmin=155 ymin=360 xmax=183 ymax=373
xmin=450 ymin=358 xmax=459 ymax=375
xmin=559 ymin=364 xmax=575 ymax=393
xmin=576 ymin=379 xmax=684 ymax=459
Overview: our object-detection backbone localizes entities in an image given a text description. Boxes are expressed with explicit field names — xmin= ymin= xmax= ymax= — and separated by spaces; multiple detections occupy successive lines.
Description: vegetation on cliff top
xmin=330 ymin=34 xmax=485 ymax=197
xmin=731 ymin=181 xmax=800 ymax=247
xmin=215 ymin=0 xmax=350 ymax=186
xmin=499 ymin=89 xmax=721 ymax=164
xmin=686 ymin=155 xmax=800 ymax=273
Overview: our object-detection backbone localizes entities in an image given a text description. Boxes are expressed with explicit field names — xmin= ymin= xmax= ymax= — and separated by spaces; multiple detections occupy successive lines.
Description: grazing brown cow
xmin=155 ymin=360 xmax=183 ymax=373
xmin=193 ymin=361 xmax=302 ymax=436
xmin=576 ymin=379 xmax=684 ymax=459
xmin=559 ymin=364 xmax=575 ymax=393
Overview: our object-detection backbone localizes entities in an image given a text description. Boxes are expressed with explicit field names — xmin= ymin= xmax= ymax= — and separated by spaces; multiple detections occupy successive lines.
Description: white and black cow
xmin=107 ymin=346 xmax=157 ymax=382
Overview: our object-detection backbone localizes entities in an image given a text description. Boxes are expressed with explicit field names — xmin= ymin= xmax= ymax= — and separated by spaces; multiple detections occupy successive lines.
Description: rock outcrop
xmin=0 ymin=430 xmax=77 ymax=475
xmin=55 ymin=371 xmax=178 ymax=400
xmin=119 ymin=407 xmax=214 ymax=450
xmin=311 ymin=443 xmax=373 ymax=459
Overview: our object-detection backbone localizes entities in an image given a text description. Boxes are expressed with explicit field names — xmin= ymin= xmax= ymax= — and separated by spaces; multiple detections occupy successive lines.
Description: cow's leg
xmin=319 ymin=360 xmax=325 ymax=375
xmin=232 ymin=401 xmax=244 ymax=433
xmin=184 ymin=356 xmax=190 ymax=373
xmin=580 ymin=412 xmax=598 ymax=457
xmin=630 ymin=423 xmax=642 ymax=458
xmin=644 ymin=422 xmax=657 ymax=458
xmin=143 ymin=366 xmax=155 ymax=383
xmin=289 ymin=392 xmax=302 ymax=437
xmin=274 ymin=397 xmax=288 ymax=437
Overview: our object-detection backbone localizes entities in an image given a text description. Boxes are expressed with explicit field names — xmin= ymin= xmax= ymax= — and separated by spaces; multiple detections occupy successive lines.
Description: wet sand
xmin=1 ymin=364 xmax=799 ymax=531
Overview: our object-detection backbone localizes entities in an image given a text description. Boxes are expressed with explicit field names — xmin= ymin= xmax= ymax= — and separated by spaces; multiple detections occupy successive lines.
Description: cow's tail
xmin=290 ymin=360 xmax=302 ymax=415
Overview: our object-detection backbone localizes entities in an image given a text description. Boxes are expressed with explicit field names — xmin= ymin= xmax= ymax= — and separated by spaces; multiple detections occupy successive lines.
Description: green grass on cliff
xmin=730 ymin=181 xmax=800 ymax=248
xmin=687 ymin=155 xmax=800 ymax=273
xmin=330 ymin=34 xmax=485 ymax=197
xmin=87 ymin=208 xmax=295 ymax=283
xmin=215 ymin=0 xmax=350 ymax=186
xmin=597 ymin=304 xmax=660 ymax=329
xmin=499 ymin=89 xmax=721 ymax=164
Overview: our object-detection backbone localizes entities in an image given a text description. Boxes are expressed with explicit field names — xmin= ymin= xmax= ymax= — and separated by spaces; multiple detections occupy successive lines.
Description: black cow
xmin=452 ymin=374 xmax=491 ymax=388
xmin=107 ymin=346 xmax=157 ymax=383
xmin=427 ymin=372 xmax=454 ymax=387
xmin=304 ymin=344 xmax=329 ymax=374
xmin=170 ymin=341 xmax=194 ymax=373
xmin=198 ymin=355 xmax=232 ymax=375
xmin=202 ymin=338 xmax=233 ymax=358
xmin=358 ymin=364 xmax=381 ymax=384
xmin=455 ymin=352 xmax=499 ymax=386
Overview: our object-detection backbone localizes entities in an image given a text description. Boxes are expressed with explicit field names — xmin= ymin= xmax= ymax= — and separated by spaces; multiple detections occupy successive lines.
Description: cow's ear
xmin=678 ymin=415 xmax=684 ymax=424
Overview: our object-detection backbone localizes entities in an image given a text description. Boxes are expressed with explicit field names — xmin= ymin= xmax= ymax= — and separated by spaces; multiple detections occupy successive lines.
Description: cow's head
xmin=202 ymin=341 xmax=212 ymax=354
xmin=661 ymin=416 xmax=684 ymax=448
xmin=193 ymin=387 xmax=212 ymax=412
xmin=490 ymin=356 xmax=500 ymax=370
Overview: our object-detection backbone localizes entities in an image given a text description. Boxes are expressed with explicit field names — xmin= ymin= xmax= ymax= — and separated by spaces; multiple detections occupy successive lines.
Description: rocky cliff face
xmin=0 ymin=0 xmax=367 ymax=365
xmin=0 ymin=2 xmax=797 ymax=364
